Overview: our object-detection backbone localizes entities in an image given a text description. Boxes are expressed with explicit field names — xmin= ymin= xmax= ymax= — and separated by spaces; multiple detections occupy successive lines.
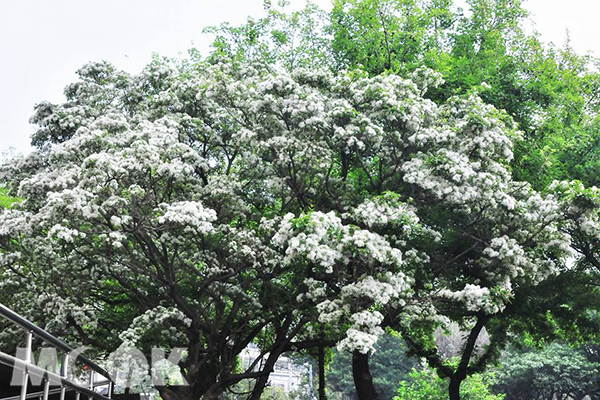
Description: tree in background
xmin=395 ymin=368 xmax=503 ymax=400
xmin=492 ymin=342 xmax=600 ymax=400
xmin=328 ymin=0 xmax=600 ymax=190
xmin=330 ymin=0 xmax=454 ymax=74
xmin=204 ymin=0 xmax=332 ymax=71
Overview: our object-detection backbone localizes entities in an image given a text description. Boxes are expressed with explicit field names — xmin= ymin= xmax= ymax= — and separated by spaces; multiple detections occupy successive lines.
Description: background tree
xmin=492 ymin=342 xmax=600 ymax=400
xmin=395 ymin=368 xmax=503 ymax=400
xmin=330 ymin=0 xmax=454 ymax=74
xmin=204 ymin=0 xmax=331 ymax=71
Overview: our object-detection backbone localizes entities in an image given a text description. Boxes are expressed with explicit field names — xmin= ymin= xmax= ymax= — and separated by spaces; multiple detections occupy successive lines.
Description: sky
xmin=0 ymin=0 xmax=598 ymax=156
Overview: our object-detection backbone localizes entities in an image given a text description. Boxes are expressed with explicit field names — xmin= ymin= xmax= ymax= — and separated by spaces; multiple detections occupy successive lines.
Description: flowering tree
xmin=0 ymin=59 xmax=317 ymax=400
xmin=254 ymin=67 xmax=573 ymax=399
xmin=0 ymin=53 xmax=580 ymax=400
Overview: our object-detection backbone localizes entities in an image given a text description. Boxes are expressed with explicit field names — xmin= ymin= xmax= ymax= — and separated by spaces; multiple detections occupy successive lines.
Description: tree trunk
xmin=248 ymin=371 xmax=272 ymax=400
xmin=318 ymin=345 xmax=327 ymax=400
xmin=248 ymin=347 xmax=282 ymax=400
xmin=447 ymin=314 xmax=489 ymax=400
xmin=156 ymin=385 xmax=201 ymax=400
xmin=352 ymin=351 xmax=378 ymax=400
xmin=449 ymin=378 xmax=461 ymax=400
xmin=200 ymin=390 xmax=220 ymax=400
xmin=154 ymin=361 xmax=220 ymax=400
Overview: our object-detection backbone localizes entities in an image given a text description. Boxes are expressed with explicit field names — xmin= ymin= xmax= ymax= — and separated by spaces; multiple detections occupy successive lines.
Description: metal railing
xmin=0 ymin=303 xmax=113 ymax=400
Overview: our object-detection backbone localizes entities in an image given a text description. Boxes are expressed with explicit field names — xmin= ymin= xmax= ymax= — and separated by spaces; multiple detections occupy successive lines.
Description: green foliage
xmin=492 ymin=342 xmax=600 ymax=400
xmin=330 ymin=0 xmax=453 ymax=74
xmin=0 ymin=187 xmax=19 ymax=209
xmin=326 ymin=0 xmax=600 ymax=194
xmin=204 ymin=0 xmax=331 ymax=71
xmin=261 ymin=386 xmax=291 ymax=400
xmin=395 ymin=368 xmax=504 ymax=400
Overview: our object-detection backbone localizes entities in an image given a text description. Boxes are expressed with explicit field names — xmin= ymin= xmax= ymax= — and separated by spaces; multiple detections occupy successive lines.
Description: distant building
xmin=240 ymin=345 xmax=307 ymax=393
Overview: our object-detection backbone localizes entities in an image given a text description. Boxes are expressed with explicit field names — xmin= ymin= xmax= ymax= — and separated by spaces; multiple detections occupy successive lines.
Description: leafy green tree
xmin=395 ymin=368 xmax=504 ymax=400
xmin=330 ymin=0 xmax=453 ymax=74
xmin=261 ymin=386 xmax=291 ymax=400
xmin=204 ymin=0 xmax=331 ymax=71
xmin=492 ymin=342 xmax=600 ymax=400
xmin=327 ymin=0 xmax=600 ymax=192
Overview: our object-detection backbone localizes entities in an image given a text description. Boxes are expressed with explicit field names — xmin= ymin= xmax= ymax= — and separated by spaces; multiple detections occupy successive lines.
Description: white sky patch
xmin=0 ymin=0 xmax=596 ymax=156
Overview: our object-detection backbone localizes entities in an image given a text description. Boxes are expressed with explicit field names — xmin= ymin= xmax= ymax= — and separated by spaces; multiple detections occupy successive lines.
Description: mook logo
xmin=10 ymin=346 xmax=189 ymax=389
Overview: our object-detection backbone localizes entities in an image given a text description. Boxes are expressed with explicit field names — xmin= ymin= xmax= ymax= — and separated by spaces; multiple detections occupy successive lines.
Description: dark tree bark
xmin=352 ymin=351 xmax=378 ymax=400
xmin=246 ymin=318 xmax=313 ymax=400
xmin=447 ymin=315 xmax=489 ymax=400
xmin=248 ymin=355 xmax=279 ymax=400
xmin=449 ymin=378 xmax=461 ymax=400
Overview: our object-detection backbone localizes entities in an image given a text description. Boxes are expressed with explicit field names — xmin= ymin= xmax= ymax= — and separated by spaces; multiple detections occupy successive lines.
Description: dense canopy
xmin=2 ymin=1 xmax=600 ymax=400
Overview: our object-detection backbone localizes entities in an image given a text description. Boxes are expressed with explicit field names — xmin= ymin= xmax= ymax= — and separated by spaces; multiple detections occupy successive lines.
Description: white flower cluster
xmin=274 ymin=211 xmax=405 ymax=274
xmin=312 ymin=272 xmax=411 ymax=353
xmin=47 ymin=224 xmax=86 ymax=243
xmin=0 ymin=209 xmax=32 ymax=236
xmin=36 ymin=292 xmax=99 ymax=336
xmin=273 ymin=212 xmax=345 ymax=273
xmin=350 ymin=195 xmax=420 ymax=231
xmin=438 ymin=284 xmax=504 ymax=315
xmin=409 ymin=67 xmax=444 ymax=95
xmin=157 ymin=201 xmax=217 ymax=235
xmin=551 ymin=180 xmax=600 ymax=242
xmin=480 ymin=236 xmax=531 ymax=280
xmin=338 ymin=311 xmax=385 ymax=354
xmin=274 ymin=211 xmax=410 ymax=353
xmin=119 ymin=306 xmax=191 ymax=348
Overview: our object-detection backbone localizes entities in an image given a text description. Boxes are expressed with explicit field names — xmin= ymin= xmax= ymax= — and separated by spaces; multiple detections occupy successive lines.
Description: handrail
xmin=0 ymin=351 xmax=111 ymax=400
xmin=0 ymin=303 xmax=114 ymax=400
xmin=0 ymin=387 xmax=63 ymax=400
xmin=0 ymin=304 xmax=111 ymax=381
